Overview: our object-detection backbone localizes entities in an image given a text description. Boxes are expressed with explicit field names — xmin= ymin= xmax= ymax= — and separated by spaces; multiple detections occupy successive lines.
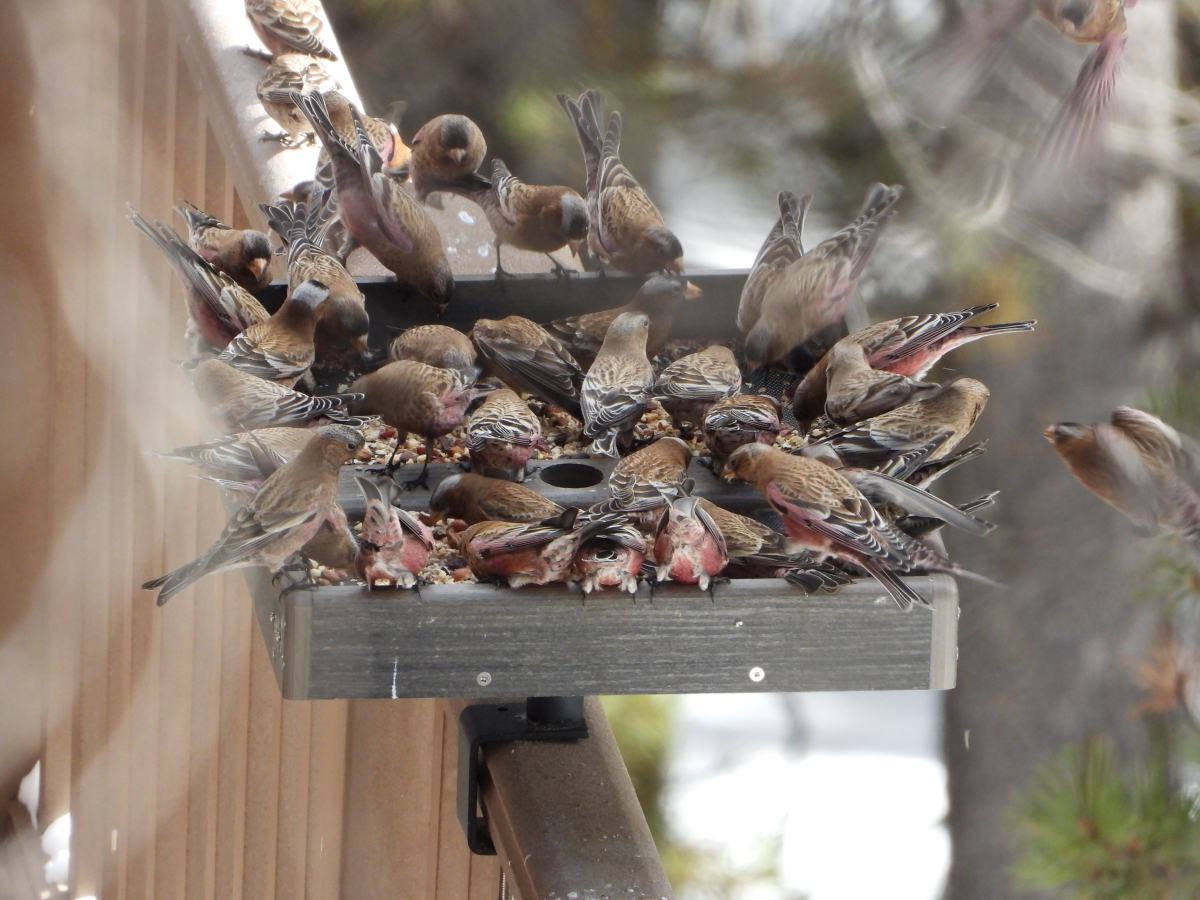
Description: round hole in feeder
xmin=538 ymin=462 xmax=604 ymax=489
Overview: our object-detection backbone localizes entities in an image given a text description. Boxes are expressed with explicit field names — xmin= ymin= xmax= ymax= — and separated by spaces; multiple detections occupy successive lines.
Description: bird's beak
xmin=666 ymin=259 xmax=684 ymax=275
xmin=1043 ymin=426 xmax=1058 ymax=442
xmin=684 ymin=281 xmax=702 ymax=300
xmin=249 ymin=257 xmax=268 ymax=279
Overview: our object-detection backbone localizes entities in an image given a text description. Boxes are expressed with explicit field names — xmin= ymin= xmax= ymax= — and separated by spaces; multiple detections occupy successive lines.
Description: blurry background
xmin=320 ymin=0 xmax=1200 ymax=897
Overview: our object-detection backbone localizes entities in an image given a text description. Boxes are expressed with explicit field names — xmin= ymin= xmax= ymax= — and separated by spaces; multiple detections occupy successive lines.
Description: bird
xmin=128 ymin=207 xmax=269 ymax=358
xmin=580 ymin=311 xmax=656 ymax=458
xmin=354 ymin=473 xmax=434 ymax=589
xmin=216 ymin=279 xmax=329 ymax=385
xmin=400 ymin=114 xmax=487 ymax=203
xmin=1047 ymin=406 xmax=1200 ymax=564
xmin=303 ymin=501 xmax=359 ymax=569
xmin=389 ymin=324 xmax=477 ymax=372
xmin=654 ymin=486 xmax=728 ymax=590
xmin=472 ymin=316 xmax=585 ymax=420
xmin=426 ymin=472 xmax=564 ymax=526
xmin=572 ymin=517 xmax=647 ymax=594
xmin=721 ymin=442 xmax=937 ymax=610
xmin=744 ymin=183 xmax=903 ymax=373
xmin=153 ymin=426 xmax=315 ymax=483
xmin=738 ymin=191 xmax=812 ymax=335
xmin=599 ymin=436 xmax=692 ymax=532
xmin=244 ymin=0 xmax=338 ymax=60
xmin=192 ymin=358 xmax=364 ymax=433
xmin=459 ymin=508 xmax=626 ymax=588
xmin=444 ymin=158 xmax=589 ymax=277
xmin=810 ymin=339 xmax=943 ymax=431
xmin=813 ymin=377 xmax=990 ymax=469
xmin=255 ymin=53 xmax=339 ymax=147
xmin=792 ymin=305 xmax=1035 ymax=429
xmin=349 ymin=359 xmax=480 ymax=486
xmin=547 ymin=273 xmax=702 ymax=369
xmin=260 ymin=194 xmax=370 ymax=355
xmin=557 ymin=89 xmax=684 ymax=275
xmin=653 ymin=345 xmax=742 ymax=432
xmin=142 ymin=424 xmax=363 ymax=605
xmin=294 ymin=91 xmax=453 ymax=314
xmin=701 ymin=394 xmax=785 ymax=478
xmin=465 ymin=389 xmax=548 ymax=483
xmin=176 ymin=203 xmax=273 ymax=293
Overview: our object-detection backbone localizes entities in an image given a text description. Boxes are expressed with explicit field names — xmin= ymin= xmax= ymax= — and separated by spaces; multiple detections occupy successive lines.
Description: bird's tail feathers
xmin=857 ymin=557 xmax=928 ymax=611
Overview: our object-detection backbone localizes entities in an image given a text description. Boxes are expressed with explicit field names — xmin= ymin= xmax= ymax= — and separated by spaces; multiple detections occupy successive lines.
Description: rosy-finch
xmin=572 ymin=516 xmax=646 ymax=594
xmin=466 ymin=388 xmax=548 ymax=483
xmin=653 ymin=345 xmax=742 ymax=432
xmin=701 ymin=394 xmax=784 ymax=478
xmin=738 ymin=191 xmax=812 ymax=335
xmin=426 ymin=472 xmax=564 ymax=526
xmin=472 ymin=316 xmax=585 ymax=421
xmin=653 ymin=487 xmax=728 ymax=590
xmin=193 ymin=358 xmax=364 ymax=433
xmin=245 ymin=0 xmax=338 ymax=60
xmin=142 ymin=424 xmax=363 ymax=604
xmin=154 ymin=426 xmax=315 ymax=483
xmin=255 ymin=52 xmax=339 ymax=147
xmin=557 ymin=89 xmax=683 ymax=275
xmin=401 ymin=114 xmax=487 ymax=203
xmin=580 ymin=312 xmax=656 ymax=458
xmin=176 ymin=202 xmax=273 ymax=293
xmin=599 ymin=436 xmax=692 ymax=532
xmin=217 ymin=279 xmax=329 ymax=385
xmin=389 ymin=324 xmax=477 ymax=373
xmin=354 ymin=473 xmax=434 ymax=589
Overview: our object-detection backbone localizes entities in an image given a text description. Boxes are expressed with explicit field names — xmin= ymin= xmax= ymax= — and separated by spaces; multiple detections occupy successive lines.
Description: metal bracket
xmin=457 ymin=697 xmax=589 ymax=855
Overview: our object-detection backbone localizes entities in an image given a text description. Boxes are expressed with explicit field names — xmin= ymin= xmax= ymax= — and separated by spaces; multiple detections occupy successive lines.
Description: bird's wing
xmin=247 ymin=0 xmax=337 ymax=59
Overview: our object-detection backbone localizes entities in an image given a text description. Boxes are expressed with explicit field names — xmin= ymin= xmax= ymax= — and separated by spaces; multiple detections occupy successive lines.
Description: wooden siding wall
xmin=2 ymin=0 xmax=500 ymax=897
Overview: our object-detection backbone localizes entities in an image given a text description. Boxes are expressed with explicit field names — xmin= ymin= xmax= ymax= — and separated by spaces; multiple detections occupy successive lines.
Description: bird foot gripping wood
xmin=240 ymin=46 xmax=274 ymax=61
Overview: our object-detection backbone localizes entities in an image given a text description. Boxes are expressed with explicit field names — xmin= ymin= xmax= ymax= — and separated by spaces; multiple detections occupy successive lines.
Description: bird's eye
xmin=346 ymin=442 xmax=356 ymax=450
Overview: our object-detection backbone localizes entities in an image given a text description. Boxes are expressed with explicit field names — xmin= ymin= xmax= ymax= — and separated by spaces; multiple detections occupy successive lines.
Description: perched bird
xmin=557 ymin=89 xmax=684 ymax=275
xmin=572 ymin=517 xmax=647 ymax=594
xmin=722 ymin=443 xmax=939 ymax=610
xmin=653 ymin=345 xmax=742 ymax=432
xmin=304 ymin=501 xmax=359 ymax=569
xmin=426 ymin=472 xmax=564 ymax=526
xmin=217 ymin=279 xmax=329 ymax=385
xmin=193 ymin=358 xmax=363 ymax=433
xmin=445 ymin=159 xmax=589 ymax=277
xmin=154 ymin=426 xmax=315 ymax=483
xmin=600 ymin=436 xmax=692 ymax=531
xmin=176 ymin=203 xmax=273 ymax=293
xmin=389 ymin=324 xmax=477 ymax=372
xmin=654 ymin=487 xmax=728 ymax=590
xmin=580 ymin=312 xmax=656 ymax=458
xmin=813 ymin=378 xmax=990 ymax=469
xmin=295 ymin=91 xmax=453 ymax=314
xmin=547 ymin=273 xmax=701 ymax=369
xmin=255 ymin=53 xmax=339 ymax=147
xmin=142 ymin=424 xmax=363 ymax=605
xmin=472 ymin=316 xmax=585 ymax=420
xmin=349 ymin=360 xmax=479 ymax=485
xmin=793 ymin=305 xmax=1035 ymax=429
xmin=466 ymin=389 xmax=548 ymax=483
xmin=459 ymin=509 xmax=625 ymax=588
xmin=745 ymin=184 xmax=903 ymax=373
xmin=245 ymin=0 xmax=338 ymax=60
xmin=354 ymin=473 xmax=434 ymax=589
xmin=261 ymin=195 xmax=370 ymax=354
xmin=702 ymin=394 xmax=785 ymax=478
xmin=813 ymin=339 xmax=942 ymax=430
xmin=1047 ymin=407 xmax=1200 ymax=563
xmin=738 ymin=191 xmax=812 ymax=335
xmin=128 ymin=208 xmax=269 ymax=358
xmin=402 ymin=114 xmax=487 ymax=202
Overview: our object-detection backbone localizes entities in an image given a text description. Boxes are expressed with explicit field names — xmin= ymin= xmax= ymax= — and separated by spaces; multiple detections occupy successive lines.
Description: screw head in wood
xmin=477 ymin=671 xmax=492 ymax=686
xmin=748 ymin=666 xmax=765 ymax=682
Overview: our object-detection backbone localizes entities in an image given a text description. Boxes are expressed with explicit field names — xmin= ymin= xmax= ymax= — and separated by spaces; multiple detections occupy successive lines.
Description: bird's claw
xmin=241 ymin=46 xmax=274 ymax=61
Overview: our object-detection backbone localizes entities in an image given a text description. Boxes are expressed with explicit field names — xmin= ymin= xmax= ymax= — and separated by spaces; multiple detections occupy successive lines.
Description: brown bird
xmin=810 ymin=339 xmax=942 ymax=431
xmin=176 ymin=203 xmax=273 ymax=293
xmin=653 ymin=345 xmax=742 ymax=432
xmin=154 ymin=426 xmax=315 ymax=483
xmin=472 ymin=316 xmax=585 ymax=421
xmin=599 ymin=436 xmax=692 ymax=531
xmin=581 ymin=312 xmax=655 ymax=458
xmin=129 ymin=207 xmax=270 ymax=358
xmin=1047 ymin=406 xmax=1200 ymax=563
xmin=572 ymin=516 xmax=647 ymax=594
xmin=446 ymin=159 xmax=589 ymax=277
xmin=142 ymin=424 xmax=363 ymax=605
xmin=654 ymin=487 xmax=728 ymax=590
xmin=745 ymin=184 xmax=903 ymax=373
xmin=295 ymin=91 xmax=453 ymax=314
xmin=793 ymin=305 xmax=1035 ymax=430
xmin=722 ymin=443 xmax=938 ymax=610
xmin=245 ymin=0 xmax=338 ymax=60
xmin=303 ymin=501 xmax=359 ymax=569
xmin=389 ymin=324 xmax=477 ymax=372
xmin=466 ymin=389 xmax=548 ymax=483
xmin=426 ymin=472 xmax=564 ymax=526
xmin=216 ymin=279 xmax=329 ymax=385
xmin=738 ymin=191 xmax=812 ymax=334
xmin=557 ymin=89 xmax=683 ymax=275
xmin=354 ymin=473 xmax=434 ymax=589
xmin=459 ymin=509 xmax=624 ymax=588
xmin=701 ymin=394 xmax=784 ymax=477
xmin=349 ymin=360 xmax=480 ymax=486
xmin=193 ymin=358 xmax=363 ymax=433
xmin=261 ymin=194 xmax=370 ymax=355
xmin=547 ymin=273 xmax=702 ymax=369
xmin=255 ymin=52 xmax=339 ymax=147
xmin=402 ymin=114 xmax=487 ymax=203
xmin=813 ymin=377 xmax=990 ymax=470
